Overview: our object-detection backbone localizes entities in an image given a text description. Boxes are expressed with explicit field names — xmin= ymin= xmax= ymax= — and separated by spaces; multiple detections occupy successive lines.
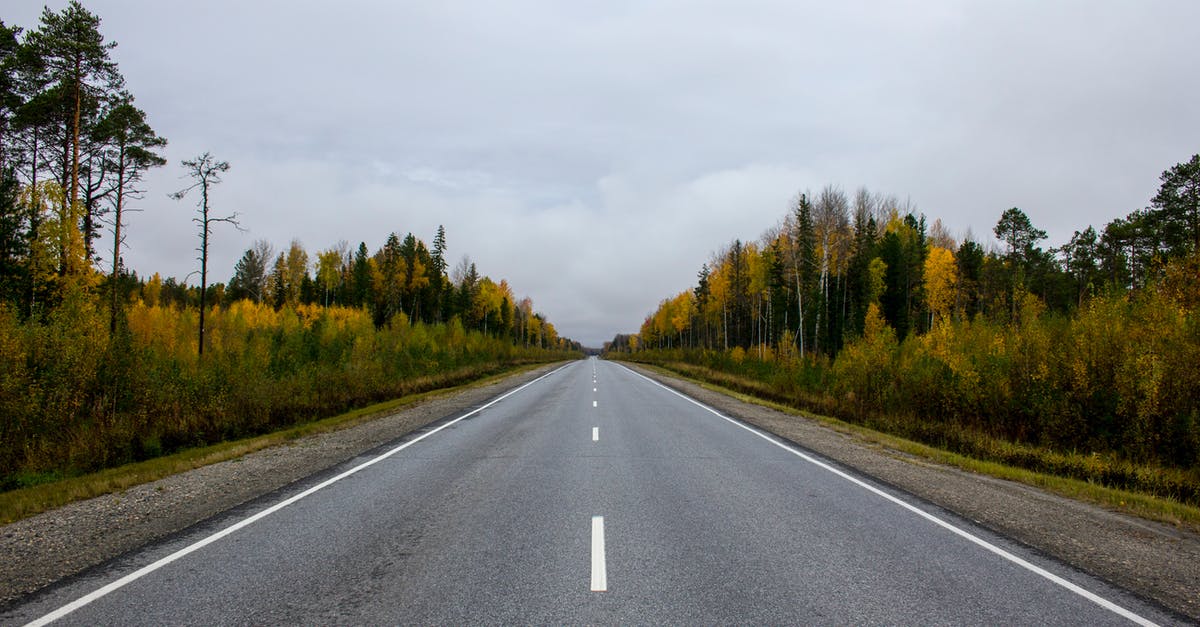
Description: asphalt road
xmin=2 ymin=358 xmax=1178 ymax=625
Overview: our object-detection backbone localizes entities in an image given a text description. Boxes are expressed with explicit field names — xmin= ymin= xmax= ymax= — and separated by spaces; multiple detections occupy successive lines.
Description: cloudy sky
xmin=7 ymin=1 xmax=1199 ymax=346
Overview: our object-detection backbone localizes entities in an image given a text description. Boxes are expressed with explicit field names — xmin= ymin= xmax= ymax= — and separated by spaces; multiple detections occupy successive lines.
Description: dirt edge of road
xmin=626 ymin=363 xmax=1199 ymax=623
xmin=2 ymin=359 xmax=1196 ymax=621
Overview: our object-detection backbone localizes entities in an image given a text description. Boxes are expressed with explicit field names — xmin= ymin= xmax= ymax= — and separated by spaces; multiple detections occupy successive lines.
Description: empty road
xmin=3 ymin=358 xmax=1175 ymax=625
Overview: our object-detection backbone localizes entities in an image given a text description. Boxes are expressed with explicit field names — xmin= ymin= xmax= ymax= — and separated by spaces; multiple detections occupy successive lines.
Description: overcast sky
xmin=7 ymin=1 xmax=1200 ymax=346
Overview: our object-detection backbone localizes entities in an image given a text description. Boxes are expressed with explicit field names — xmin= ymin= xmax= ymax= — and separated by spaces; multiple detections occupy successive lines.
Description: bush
xmin=618 ymin=285 xmax=1200 ymax=504
xmin=0 ymin=299 xmax=575 ymax=489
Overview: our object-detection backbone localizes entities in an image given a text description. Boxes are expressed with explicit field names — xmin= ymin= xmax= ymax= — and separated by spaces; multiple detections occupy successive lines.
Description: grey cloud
xmin=5 ymin=1 xmax=1198 ymax=345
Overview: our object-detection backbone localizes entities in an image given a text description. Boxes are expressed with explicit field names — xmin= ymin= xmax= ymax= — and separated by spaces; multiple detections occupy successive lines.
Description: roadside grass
xmin=633 ymin=361 xmax=1200 ymax=532
xmin=0 ymin=362 xmax=553 ymax=525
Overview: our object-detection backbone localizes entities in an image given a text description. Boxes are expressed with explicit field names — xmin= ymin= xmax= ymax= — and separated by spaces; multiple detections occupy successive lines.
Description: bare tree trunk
xmin=71 ymin=60 xmax=80 ymax=212
xmin=27 ymin=130 xmax=40 ymax=315
xmin=172 ymin=153 xmax=234 ymax=358
xmin=794 ymin=264 xmax=804 ymax=355
xmin=198 ymin=183 xmax=208 ymax=357
xmin=110 ymin=151 xmax=125 ymax=334
xmin=722 ymin=303 xmax=728 ymax=351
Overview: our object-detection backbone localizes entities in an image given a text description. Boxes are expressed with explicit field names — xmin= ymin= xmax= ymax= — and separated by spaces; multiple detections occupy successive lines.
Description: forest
xmin=609 ymin=155 xmax=1200 ymax=505
xmin=0 ymin=4 xmax=579 ymax=491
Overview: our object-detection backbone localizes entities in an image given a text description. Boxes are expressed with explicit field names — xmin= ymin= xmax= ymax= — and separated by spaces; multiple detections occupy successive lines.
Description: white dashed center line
xmin=592 ymin=427 xmax=599 ymax=441
xmin=591 ymin=516 xmax=607 ymax=592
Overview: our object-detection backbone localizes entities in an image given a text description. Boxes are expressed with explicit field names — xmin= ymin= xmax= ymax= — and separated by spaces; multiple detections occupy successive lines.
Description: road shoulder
xmin=625 ymin=363 xmax=1200 ymax=622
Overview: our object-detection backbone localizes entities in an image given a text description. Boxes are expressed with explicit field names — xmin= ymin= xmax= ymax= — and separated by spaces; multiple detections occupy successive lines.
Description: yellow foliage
xmin=863 ymin=302 xmax=894 ymax=346
xmin=920 ymin=318 xmax=980 ymax=393
xmin=1161 ymin=249 xmax=1200 ymax=309
xmin=142 ymin=273 xmax=163 ymax=307
xmin=20 ymin=181 xmax=98 ymax=293
xmin=924 ymin=246 xmax=957 ymax=321
xmin=867 ymin=257 xmax=886 ymax=305
xmin=776 ymin=330 xmax=798 ymax=365
xmin=1016 ymin=291 xmax=1046 ymax=327
xmin=126 ymin=300 xmax=188 ymax=357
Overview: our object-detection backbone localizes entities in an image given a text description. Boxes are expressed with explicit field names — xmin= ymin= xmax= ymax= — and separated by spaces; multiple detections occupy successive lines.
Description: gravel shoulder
xmin=0 ymin=363 xmax=565 ymax=608
xmin=626 ymin=363 xmax=1200 ymax=623
xmin=3 ymin=360 xmax=1197 ymax=621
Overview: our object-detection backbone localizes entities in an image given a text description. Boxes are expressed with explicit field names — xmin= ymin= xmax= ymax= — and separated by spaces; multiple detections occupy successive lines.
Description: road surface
xmin=2 ymin=358 xmax=1176 ymax=625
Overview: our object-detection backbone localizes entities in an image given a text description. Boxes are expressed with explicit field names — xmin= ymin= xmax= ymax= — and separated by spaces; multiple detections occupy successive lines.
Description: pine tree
xmin=0 ymin=19 xmax=22 ymax=175
xmin=26 ymin=1 xmax=123 ymax=259
xmin=791 ymin=193 xmax=817 ymax=353
xmin=0 ymin=168 xmax=22 ymax=305
xmin=1150 ymin=153 xmax=1200 ymax=256
xmin=694 ymin=263 xmax=711 ymax=349
xmin=430 ymin=224 xmax=447 ymax=321
xmin=955 ymin=239 xmax=984 ymax=318
xmin=994 ymin=207 xmax=1047 ymax=319
xmin=372 ymin=233 xmax=404 ymax=326
xmin=170 ymin=153 xmax=236 ymax=357
xmin=350 ymin=242 xmax=371 ymax=308
xmin=229 ymin=246 xmax=267 ymax=302
xmin=96 ymin=92 xmax=165 ymax=331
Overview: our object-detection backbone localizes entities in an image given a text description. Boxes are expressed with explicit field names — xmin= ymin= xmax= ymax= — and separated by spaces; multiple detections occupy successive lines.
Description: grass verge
xmin=633 ymin=361 xmax=1200 ymax=532
xmin=0 ymin=361 xmax=554 ymax=525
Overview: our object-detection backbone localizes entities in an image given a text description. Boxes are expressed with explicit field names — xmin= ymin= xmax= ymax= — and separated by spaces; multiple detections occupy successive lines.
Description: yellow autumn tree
xmin=867 ymin=257 xmax=886 ymax=305
xmin=924 ymin=245 xmax=958 ymax=323
xmin=669 ymin=291 xmax=694 ymax=342
xmin=705 ymin=257 xmax=733 ymax=348
xmin=473 ymin=277 xmax=505 ymax=334
xmin=142 ymin=272 xmax=163 ymax=307
xmin=316 ymin=248 xmax=344 ymax=306
xmin=283 ymin=240 xmax=309 ymax=308
xmin=21 ymin=181 xmax=96 ymax=300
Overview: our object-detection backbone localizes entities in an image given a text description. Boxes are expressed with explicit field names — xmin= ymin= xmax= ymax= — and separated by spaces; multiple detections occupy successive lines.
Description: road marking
xmin=592 ymin=427 xmax=599 ymax=441
xmin=593 ymin=400 xmax=598 ymax=407
xmin=593 ymin=387 xmax=597 ymax=392
xmin=26 ymin=364 xmax=574 ymax=627
xmin=617 ymin=364 xmax=1157 ymax=627
xmin=591 ymin=516 xmax=607 ymax=592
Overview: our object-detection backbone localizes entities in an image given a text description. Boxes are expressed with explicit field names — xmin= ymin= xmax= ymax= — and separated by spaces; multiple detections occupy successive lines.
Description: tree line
xmin=0 ymin=4 xmax=581 ymax=492
xmin=0 ymin=3 xmax=167 ymax=328
xmin=220 ymin=228 xmax=575 ymax=351
xmin=0 ymin=3 xmax=577 ymax=354
xmin=616 ymin=154 xmax=1199 ymax=356
xmin=609 ymin=155 xmax=1200 ymax=496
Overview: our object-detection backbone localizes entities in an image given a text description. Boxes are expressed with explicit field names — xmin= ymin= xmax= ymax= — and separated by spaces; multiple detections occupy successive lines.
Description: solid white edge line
xmin=616 ymin=363 xmax=1157 ymax=627
xmin=591 ymin=515 xmax=607 ymax=592
xmin=26 ymin=363 xmax=574 ymax=627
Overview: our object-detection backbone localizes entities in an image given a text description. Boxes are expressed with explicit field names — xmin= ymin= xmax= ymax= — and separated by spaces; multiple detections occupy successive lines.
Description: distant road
xmin=4 ymin=358 xmax=1172 ymax=625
